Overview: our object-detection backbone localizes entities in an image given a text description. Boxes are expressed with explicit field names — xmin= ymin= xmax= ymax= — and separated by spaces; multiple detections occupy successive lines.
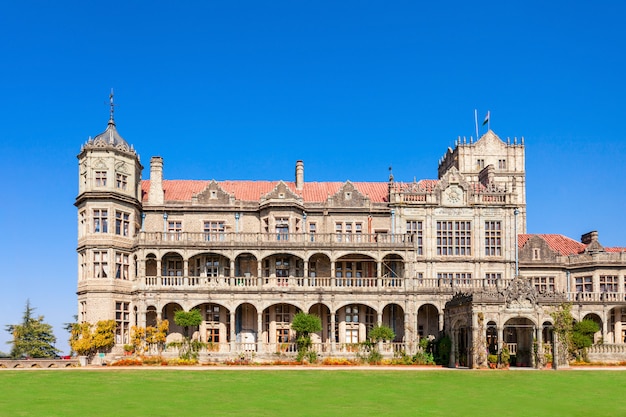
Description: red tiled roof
xmin=606 ymin=247 xmax=626 ymax=253
xmin=518 ymin=234 xmax=587 ymax=255
xmin=142 ymin=180 xmax=389 ymax=203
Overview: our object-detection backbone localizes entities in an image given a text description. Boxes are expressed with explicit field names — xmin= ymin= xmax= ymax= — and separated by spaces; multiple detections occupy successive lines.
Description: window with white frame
xmin=484 ymin=221 xmax=502 ymax=256
xmin=355 ymin=223 xmax=363 ymax=242
xmin=335 ymin=222 xmax=343 ymax=242
xmin=345 ymin=305 xmax=359 ymax=323
xmin=93 ymin=250 xmax=108 ymax=278
xmin=575 ymin=276 xmax=593 ymax=293
xmin=164 ymin=259 xmax=182 ymax=276
xmin=532 ymin=276 xmax=555 ymax=293
xmin=205 ymin=257 xmax=220 ymax=277
xmin=498 ymin=159 xmax=506 ymax=169
xmin=276 ymin=258 xmax=290 ymax=285
xmin=115 ymin=173 xmax=128 ymax=190
xmin=309 ymin=223 xmax=316 ymax=242
xmin=79 ymin=301 xmax=87 ymax=323
xmin=115 ymin=301 xmax=130 ymax=344
xmin=167 ymin=220 xmax=182 ymax=240
xmin=79 ymin=210 xmax=87 ymax=238
xmin=485 ymin=273 xmax=501 ymax=286
xmin=204 ymin=221 xmax=225 ymax=241
xmin=406 ymin=220 xmax=424 ymax=255
xmin=115 ymin=211 xmax=130 ymax=236
xmin=95 ymin=170 xmax=107 ymax=187
xmin=275 ymin=304 xmax=291 ymax=323
xmin=205 ymin=304 xmax=221 ymax=343
xmin=345 ymin=328 xmax=358 ymax=344
xmin=600 ymin=275 xmax=618 ymax=293
xmin=93 ymin=209 xmax=108 ymax=233
xmin=115 ymin=252 xmax=129 ymax=280
xmin=437 ymin=272 xmax=472 ymax=285
xmin=79 ymin=252 xmax=87 ymax=280
xmin=275 ymin=217 xmax=289 ymax=241
xmin=436 ymin=221 xmax=471 ymax=256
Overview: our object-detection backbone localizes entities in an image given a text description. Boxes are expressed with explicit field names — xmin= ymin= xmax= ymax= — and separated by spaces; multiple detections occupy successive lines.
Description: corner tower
xmin=75 ymin=92 xmax=143 ymax=346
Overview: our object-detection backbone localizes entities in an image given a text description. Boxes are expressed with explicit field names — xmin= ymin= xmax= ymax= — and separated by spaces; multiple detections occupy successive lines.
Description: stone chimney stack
xmin=581 ymin=231 xmax=598 ymax=245
xmin=295 ymin=160 xmax=304 ymax=191
xmin=148 ymin=156 xmax=164 ymax=205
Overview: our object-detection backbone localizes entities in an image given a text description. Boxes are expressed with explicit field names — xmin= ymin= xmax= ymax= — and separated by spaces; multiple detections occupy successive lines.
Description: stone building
xmin=76 ymin=102 xmax=626 ymax=365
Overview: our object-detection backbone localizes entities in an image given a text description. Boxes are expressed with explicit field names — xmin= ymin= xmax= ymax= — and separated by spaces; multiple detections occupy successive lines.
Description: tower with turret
xmin=75 ymin=92 xmax=143 ymax=345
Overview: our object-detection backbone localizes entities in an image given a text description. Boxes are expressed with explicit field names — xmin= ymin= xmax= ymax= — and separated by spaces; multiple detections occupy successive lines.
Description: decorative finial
xmin=109 ymin=88 xmax=116 ymax=125
xmin=388 ymin=165 xmax=394 ymax=182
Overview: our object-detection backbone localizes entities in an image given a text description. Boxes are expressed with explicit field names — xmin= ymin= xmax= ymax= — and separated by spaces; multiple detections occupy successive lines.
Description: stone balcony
xmin=136 ymin=276 xmax=507 ymax=294
xmin=136 ymin=232 xmax=416 ymax=250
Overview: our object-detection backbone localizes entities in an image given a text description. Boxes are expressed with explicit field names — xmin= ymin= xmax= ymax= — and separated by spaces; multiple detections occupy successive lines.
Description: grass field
xmin=1 ymin=368 xmax=624 ymax=417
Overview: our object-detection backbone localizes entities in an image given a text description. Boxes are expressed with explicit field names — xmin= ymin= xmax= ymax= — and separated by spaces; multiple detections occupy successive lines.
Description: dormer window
xmin=278 ymin=193 xmax=285 ymax=199
xmin=210 ymin=190 xmax=217 ymax=199
xmin=345 ymin=192 xmax=352 ymax=200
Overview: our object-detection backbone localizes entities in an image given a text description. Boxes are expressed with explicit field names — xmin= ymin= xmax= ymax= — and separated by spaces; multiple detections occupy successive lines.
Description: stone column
xmin=438 ymin=312 xmax=444 ymax=333
xmin=330 ymin=312 xmax=336 ymax=352
xmin=183 ymin=259 xmax=189 ymax=285
xmin=257 ymin=312 xmax=263 ymax=353
xmin=303 ymin=261 xmax=309 ymax=286
xmin=230 ymin=311 xmax=236 ymax=352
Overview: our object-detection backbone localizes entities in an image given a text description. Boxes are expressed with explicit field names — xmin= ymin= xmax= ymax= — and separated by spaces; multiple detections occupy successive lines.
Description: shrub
xmin=111 ymin=359 xmax=142 ymax=366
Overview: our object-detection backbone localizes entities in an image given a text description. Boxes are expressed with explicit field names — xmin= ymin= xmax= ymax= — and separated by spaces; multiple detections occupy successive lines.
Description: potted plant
xmin=123 ymin=344 xmax=135 ymax=356
xmin=487 ymin=354 xmax=498 ymax=369
xmin=544 ymin=353 xmax=553 ymax=369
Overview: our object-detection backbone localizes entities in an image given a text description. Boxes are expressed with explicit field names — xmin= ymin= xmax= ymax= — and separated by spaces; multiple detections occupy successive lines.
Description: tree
xmin=173 ymin=310 xmax=203 ymax=360
xmin=5 ymin=300 xmax=58 ymax=359
xmin=368 ymin=325 xmax=395 ymax=343
xmin=572 ymin=319 xmax=600 ymax=350
xmin=551 ymin=303 xmax=575 ymax=363
xmin=68 ymin=320 xmax=116 ymax=358
xmin=291 ymin=312 xmax=322 ymax=362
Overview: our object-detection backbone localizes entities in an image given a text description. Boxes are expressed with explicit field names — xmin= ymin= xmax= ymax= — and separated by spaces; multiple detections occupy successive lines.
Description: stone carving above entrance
xmin=504 ymin=276 xmax=537 ymax=310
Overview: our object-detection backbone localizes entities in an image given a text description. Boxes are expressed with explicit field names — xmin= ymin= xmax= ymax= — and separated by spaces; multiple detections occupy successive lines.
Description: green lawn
xmin=0 ymin=369 xmax=624 ymax=417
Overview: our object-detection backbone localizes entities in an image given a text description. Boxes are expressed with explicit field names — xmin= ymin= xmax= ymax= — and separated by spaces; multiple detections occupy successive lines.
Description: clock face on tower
xmin=445 ymin=185 xmax=463 ymax=205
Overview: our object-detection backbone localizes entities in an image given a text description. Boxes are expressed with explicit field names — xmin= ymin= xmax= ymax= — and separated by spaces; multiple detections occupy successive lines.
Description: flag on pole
xmin=482 ymin=111 xmax=490 ymax=126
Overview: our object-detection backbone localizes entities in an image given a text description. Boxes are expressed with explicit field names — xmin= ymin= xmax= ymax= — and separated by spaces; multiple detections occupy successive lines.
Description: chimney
xmin=295 ymin=160 xmax=304 ymax=191
xmin=581 ymin=231 xmax=598 ymax=245
xmin=148 ymin=156 xmax=164 ymax=205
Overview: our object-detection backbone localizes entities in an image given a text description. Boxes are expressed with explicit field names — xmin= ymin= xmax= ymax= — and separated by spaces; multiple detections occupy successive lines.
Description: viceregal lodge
xmin=76 ymin=105 xmax=626 ymax=367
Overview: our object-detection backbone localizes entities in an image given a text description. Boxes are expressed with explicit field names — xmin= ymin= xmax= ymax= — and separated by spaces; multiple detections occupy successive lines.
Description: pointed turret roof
xmin=91 ymin=90 xmax=129 ymax=149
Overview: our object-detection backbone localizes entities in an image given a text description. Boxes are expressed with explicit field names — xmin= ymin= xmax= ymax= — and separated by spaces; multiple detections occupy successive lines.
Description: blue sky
xmin=1 ymin=1 xmax=625 ymax=354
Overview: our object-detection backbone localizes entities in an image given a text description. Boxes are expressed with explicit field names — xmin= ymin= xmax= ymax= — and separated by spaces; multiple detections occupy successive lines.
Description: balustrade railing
xmin=138 ymin=276 xmax=509 ymax=292
xmin=568 ymin=292 xmax=626 ymax=302
xmin=138 ymin=232 xmax=415 ymax=248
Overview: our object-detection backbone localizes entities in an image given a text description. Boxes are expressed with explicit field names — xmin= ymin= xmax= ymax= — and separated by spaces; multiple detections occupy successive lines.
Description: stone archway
xmin=503 ymin=317 xmax=536 ymax=367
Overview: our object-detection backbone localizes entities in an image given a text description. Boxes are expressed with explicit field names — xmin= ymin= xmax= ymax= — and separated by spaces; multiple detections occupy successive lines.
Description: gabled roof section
xmin=328 ymin=181 xmax=369 ymax=206
xmin=518 ymin=234 xmax=587 ymax=255
xmin=261 ymin=180 xmax=302 ymax=202
xmin=141 ymin=180 xmax=389 ymax=203
xmin=195 ymin=180 xmax=234 ymax=204
xmin=474 ymin=130 xmax=508 ymax=149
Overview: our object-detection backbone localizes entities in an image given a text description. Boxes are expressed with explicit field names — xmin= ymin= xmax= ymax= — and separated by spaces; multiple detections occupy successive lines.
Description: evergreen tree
xmin=6 ymin=300 xmax=59 ymax=358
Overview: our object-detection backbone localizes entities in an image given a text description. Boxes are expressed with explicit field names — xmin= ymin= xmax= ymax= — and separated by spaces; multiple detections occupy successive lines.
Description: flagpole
xmin=474 ymin=109 xmax=479 ymax=141
xmin=488 ymin=111 xmax=490 ymax=131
